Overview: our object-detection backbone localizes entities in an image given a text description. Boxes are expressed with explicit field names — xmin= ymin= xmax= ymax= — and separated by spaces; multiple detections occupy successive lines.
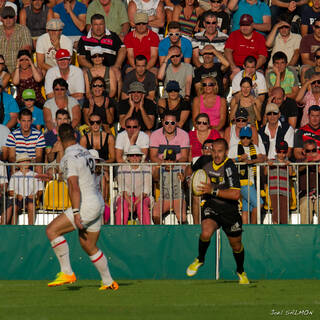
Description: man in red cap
xmin=224 ymin=14 xmax=268 ymax=79
xmin=44 ymin=49 xmax=84 ymax=102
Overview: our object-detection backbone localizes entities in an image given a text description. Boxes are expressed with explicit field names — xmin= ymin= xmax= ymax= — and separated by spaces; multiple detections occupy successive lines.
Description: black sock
xmin=197 ymin=236 xmax=210 ymax=263
xmin=233 ymin=244 xmax=245 ymax=274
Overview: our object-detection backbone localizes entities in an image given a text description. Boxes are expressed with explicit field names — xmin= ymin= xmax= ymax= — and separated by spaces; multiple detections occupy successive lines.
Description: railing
xmin=0 ymin=162 xmax=319 ymax=226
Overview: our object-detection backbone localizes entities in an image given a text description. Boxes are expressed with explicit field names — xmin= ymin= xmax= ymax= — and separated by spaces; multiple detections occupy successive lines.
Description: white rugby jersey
xmin=60 ymin=144 xmax=100 ymax=198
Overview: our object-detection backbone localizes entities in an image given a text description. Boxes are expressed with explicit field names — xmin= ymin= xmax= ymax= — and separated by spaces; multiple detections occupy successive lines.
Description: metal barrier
xmin=0 ymin=162 xmax=319 ymax=226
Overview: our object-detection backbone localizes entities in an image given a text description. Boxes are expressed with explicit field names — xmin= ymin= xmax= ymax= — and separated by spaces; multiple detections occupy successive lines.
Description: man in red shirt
xmin=124 ymin=12 xmax=159 ymax=75
xmin=224 ymin=14 xmax=267 ymax=79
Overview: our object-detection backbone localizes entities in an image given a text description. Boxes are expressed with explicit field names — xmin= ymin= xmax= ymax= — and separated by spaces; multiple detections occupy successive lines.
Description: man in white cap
xmin=0 ymin=6 xmax=32 ymax=73
xmin=36 ymin=18 xmax=73 ymax=74
xmin=45 ymin=48 xmax=84 ymax=103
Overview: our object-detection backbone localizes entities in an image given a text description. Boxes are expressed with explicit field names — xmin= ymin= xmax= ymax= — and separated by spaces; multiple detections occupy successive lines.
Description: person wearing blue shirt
xmin=53 ymin=0 xmax=87 ymax=45
xmin=0 ymin=79 xmax=19 ymax=129
xmin=228 ymin=0 xmax=271 ymax=35
xmin=159 ymin=21 xmax=192 ymax=65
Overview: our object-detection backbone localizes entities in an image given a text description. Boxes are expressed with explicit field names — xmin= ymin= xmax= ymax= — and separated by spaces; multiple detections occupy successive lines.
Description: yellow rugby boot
xmin=237 ymin=272 xmax=250 ymax=284
xmin=99 ymin=281 xmax=119 ymax=291
xmin=186 ymin=258 xmax=203 ymax=277
xmin=48 ymin=272 xmax=76 ymax=287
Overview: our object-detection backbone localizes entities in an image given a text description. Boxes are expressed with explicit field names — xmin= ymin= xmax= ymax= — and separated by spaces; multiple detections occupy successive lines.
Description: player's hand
xmin=74 ymin=213 xmax=84 ymax=230
xmin=198 ymin=181 xmax=213 ymax=195
xmin=35 ymin=173 xmax=53 ymax=181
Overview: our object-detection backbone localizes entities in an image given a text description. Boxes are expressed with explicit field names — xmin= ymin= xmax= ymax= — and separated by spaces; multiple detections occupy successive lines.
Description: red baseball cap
xmin=240 ymin=14 xmax=253 ymax=26
xmin=55 ymin=49 xmax=71 ymax=60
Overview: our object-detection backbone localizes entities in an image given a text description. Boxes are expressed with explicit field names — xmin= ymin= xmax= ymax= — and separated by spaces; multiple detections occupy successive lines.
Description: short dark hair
xmin=244 ymin=56 xmax=257 ymax=66
xmin=58 ymin=123 xmax=76 ymax=143
xmin=272 ymin=51 xmax=288 ymax=64
xmin=19 ymin=108 xmax=32 ymax=120
xmin=240 ymin=77 xmax=252 ymax=87
xmin=303 ymin=139 xmax=317 ymax=148
xmin=134 ymin=55 xmax=147 ymax=65
xmin=91 ymin=14 xmax=105 ymax=24
xmin=125 ymin=116 xmax=140 ymax=127
xmin=53 ymin=78 xmax=68 ymax=90
xmin=163 ymin=110 xmax=177 ymax=119
xmin=169 ymin=45 xmax=181 ymax=53
xmin=203 ymin=10 xmax=217 ymax=21
xmin=277 ymin=12 xmax=292 ymax=24
xmin=167 ymin=21 xmax=181 ymax=31
xmin=203 ymin=139 xmax=215 ymax=146
xmin=17 ymin=49 xmax=31 ymax=59
xmin=212 ymin=138 xmax=228 ymax=150
xmin=314 ymin=17 xmax=320 ymax=25
xmin=89 ymin=112 xmax=102 ymax=120
xmin=56 ymin=109 xmax=70 ymax=119
xmin=195 ymin=113 xmax=210 ymax=125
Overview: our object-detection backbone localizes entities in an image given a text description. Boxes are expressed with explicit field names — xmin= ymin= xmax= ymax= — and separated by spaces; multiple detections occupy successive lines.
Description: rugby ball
xmin=191 ymin=169 xmax=210 ymax=196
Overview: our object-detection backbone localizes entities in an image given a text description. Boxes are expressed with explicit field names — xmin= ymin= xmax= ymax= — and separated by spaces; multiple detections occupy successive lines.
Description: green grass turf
xmin=0 ymin=280 xmax=319 ymax=320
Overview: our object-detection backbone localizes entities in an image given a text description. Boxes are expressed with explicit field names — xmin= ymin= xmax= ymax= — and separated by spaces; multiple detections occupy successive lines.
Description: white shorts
xmin=65 ymin=196 xmax=104 ymax=232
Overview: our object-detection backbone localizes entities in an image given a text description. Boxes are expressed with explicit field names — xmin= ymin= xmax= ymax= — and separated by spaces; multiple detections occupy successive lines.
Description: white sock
xmin=90 ymin=250 xmax=113 ymax=286
xmin=51 ymin=236 xmax=73 ymax=276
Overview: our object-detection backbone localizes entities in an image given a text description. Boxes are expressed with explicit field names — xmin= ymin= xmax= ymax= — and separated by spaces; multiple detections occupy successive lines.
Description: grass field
xmin=0 ymin=280 xmax=319 ymax=320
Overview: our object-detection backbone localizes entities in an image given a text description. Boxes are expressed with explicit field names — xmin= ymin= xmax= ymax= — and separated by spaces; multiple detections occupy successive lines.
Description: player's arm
xmin=67 ymin=175 xmax=83 ymax=229
xmin=199 ymin=181 xmax=240 ymax=200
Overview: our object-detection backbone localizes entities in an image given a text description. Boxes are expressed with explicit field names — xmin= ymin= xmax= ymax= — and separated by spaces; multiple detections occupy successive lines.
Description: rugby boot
xmin=48 ymin=272 xmax=76 ymax=287
xmin=237 ymin=272 xmax=250 ymax=284
xmin=186 ymin=258 xmax=203 ymax=277
xmin=99 ymin=281 xmax=119 ymax=291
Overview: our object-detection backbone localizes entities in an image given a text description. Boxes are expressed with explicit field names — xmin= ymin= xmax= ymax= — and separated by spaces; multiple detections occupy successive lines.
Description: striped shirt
xmin=178 ymin=8 xmax=198 ymax=38
xmin=6 ymin=127 xmax=45 ymax=159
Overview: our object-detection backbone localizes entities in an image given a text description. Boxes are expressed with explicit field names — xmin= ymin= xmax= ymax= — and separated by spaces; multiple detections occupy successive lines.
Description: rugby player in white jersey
xmin=37 ymin=123 xmax=118 ymax=290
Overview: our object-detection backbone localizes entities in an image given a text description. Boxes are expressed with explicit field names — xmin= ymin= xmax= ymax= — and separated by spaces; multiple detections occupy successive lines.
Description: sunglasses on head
xmin=205 ymin=20 xmax=217 ymax=24
xmin=89 ymin=120 xmax=101 ymax=125
xmin=305 ymin=148 xmax=317 ymax=153
xmin=202 ymin=82 xmax=215 ymax=87
xmin=202 ymin=145 xmax=213 ymax=150
xmin=92 ymin=54 xmax=103 ymax=59
xmin=168 ymin=32 xmax=180 ymax=37
xmin=236 ymin=118 xmax=247 ymax=122
xmin=197 ymin=121 xmax=208 ymax=125
xmin=164 ymin=120 xmax=176 ymax=126
xmin=92 ymin=84 xmax=104 ymax=88
xmin=240 ymin=136 xmax=251 ymax=139
xmin=126 ymin=125 xmax=138 ymax=129
xmin=267 ymin=112 xmax=279 ymax=116
xmin=312 ymin=80 xmax=320 ymax=85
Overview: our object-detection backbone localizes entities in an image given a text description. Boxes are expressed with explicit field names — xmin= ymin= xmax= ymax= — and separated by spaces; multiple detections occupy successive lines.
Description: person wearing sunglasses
xmin=43 ymin=77 xmax=81 ymax=131
xmin=158 ymin=21 xmax=192 ymax=66
xmin=0 ymin=6 xmax=32 ymax=74
xmin=295 ymin=74 xmax=320 ymax=127
xmin=83 ymin=46 xmax=117 ymax=100
xmin=82 ymin=76 xmax=115 ymax=133
xmin=158 ymin=45 xmax=193 ymax=100
xmin=118 ymin=81 xmax=156 ymax=132
xmin=266 ymin=51 xmax=299 ymax=100
xmin=303 ymin=47 xmax=320 ymax=84
xmin=294 ymin=105 xmax=320 ymax=160
xmin=11 ymin=49 xmax=45 ymax=109
xmin=301 ymin=0 xmax=320 ymax=37
xmin=150 ymin=111 xmax=189 ymax=224
xmin=266 ymin=14 xmax=301 ymax=70
xmin=225 ymin=14 xmax=268 ymax=80
xmin=158 ymin=80 xmax=191 ymax=131
xmin=192 ymin=11 xmax=229 ymax=68
xmin=298 ymin=139 xmax=320 ymax=224
xmin=229 ymin=126 xmax=264 ymax=224
xmin=259 ymin=103 xmax=294 ymax=160
xmin=266 ymin=140 xmax=292 ymax=224
xmin=124 ymin=12 xmax=159 ymax=76
xmin=172 ymin=0 xmax=204 ymax=39
xmin=115 ymin=116 xmax=149 ymax=163
xmin=192 ymin=74 xmax=226 ymax=135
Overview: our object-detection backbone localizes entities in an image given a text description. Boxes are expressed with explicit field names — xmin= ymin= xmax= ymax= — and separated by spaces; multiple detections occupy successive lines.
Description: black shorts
xmin=201 ymin=198 xmax=243 ymax=237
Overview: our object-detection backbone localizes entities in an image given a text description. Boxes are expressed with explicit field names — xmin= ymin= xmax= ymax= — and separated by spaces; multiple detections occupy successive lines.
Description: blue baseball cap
xmin=239 ymin=126 xmax=252 ymax=138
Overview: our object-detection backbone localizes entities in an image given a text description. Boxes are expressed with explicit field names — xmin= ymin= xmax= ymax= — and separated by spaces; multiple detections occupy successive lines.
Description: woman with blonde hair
xmin=192 ymin=75 xmax=227 ymax=135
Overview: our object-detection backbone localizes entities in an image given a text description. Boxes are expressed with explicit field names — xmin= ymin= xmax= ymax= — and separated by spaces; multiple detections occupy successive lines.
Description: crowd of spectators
xmin=1 ymin=0 xmax=320 ymax=225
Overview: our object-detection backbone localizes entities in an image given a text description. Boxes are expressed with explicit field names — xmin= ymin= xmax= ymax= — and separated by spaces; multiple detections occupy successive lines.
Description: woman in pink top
xmin=188 ymin=113 xmax=221 ymax=161
xmin=192 ymin=75 xmax=227 ymax=135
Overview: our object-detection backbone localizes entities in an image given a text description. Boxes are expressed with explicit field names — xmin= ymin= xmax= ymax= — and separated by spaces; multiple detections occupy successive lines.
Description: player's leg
xmin=227 ymin=235 xmax=249 ymax=284
xmin=46 ymin=213 xmax=76 ymax=286
xmin=78 ymin=230 xmax=118 ymax=290
xmin=186 ymin=218 xmax=219 ymax=276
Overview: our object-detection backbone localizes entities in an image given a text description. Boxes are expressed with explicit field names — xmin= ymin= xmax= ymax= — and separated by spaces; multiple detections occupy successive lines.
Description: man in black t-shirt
xmin=117 ymin=81 xmax=156 ymax=132
xmin=186 ymin=138 xmax=250 ymax=285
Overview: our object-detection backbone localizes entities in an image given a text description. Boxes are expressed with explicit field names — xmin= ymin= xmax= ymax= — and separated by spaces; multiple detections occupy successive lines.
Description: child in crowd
xmin=116 ymin=145 xmax=151 ymax=225
xmin=266 ymin=141 xmax=293 ymax=224
xmin=21 ymin=89 xmax=44 ymax=130
xmin=6 ymin=153 xmax=44 ymax=225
